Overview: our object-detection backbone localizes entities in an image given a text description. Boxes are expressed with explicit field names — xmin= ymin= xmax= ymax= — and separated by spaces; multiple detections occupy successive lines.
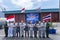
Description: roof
xmin=3 ymin=8 xmax=59 ymax=14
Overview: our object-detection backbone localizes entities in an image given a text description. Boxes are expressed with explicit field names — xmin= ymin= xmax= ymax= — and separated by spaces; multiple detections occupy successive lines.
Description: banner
xmin=26 ymin=13 xmax=39 ymax=23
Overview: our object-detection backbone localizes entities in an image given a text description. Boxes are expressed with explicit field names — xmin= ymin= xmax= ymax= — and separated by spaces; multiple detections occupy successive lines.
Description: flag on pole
xmin=43 ymin=13 xmax=51 ymax=22
xmin=3 ymin=8 xmax=6 ymax=11
xmin=36 ymin=7 xmax=41 ymax=12
xmin=6 ymin=15 xmax=15 ymax=22
xmin=21 ymin=8 xmax=25 ymax=13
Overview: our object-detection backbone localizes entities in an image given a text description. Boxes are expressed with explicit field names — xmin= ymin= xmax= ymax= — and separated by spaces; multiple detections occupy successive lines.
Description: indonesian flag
xmin=6 ymin=15 xmax=15 ymax=22
xmin=43 ymin=13 xmax=51 ymax=22
xmin=21 ymin=8 xmax=25 ymax=13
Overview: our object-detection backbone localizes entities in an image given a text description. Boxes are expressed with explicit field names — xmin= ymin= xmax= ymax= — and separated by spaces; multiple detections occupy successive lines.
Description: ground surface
xmin=0 ymin=26 xmax=60 ymax=40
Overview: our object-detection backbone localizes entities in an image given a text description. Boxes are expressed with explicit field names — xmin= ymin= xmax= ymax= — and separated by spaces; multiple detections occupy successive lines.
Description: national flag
xmin=6 ymin=15 xmax=15 ymax=22
xmin=36 ymin=7 xmax=41 ymax=12
xmin=3 ymin=8 xmax=6 ymax=11
xmin=43 ymin=13 xmax=51 ymax=22
xmin=21 ymin=8 xmax=25 ymax=13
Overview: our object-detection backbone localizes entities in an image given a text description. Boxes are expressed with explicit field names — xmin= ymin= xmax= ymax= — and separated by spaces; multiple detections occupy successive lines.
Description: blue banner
xmin=26 ymin=13 xmax=39 ymax=23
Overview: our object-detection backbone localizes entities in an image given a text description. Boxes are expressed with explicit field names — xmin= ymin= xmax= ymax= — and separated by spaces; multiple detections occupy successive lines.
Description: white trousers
xmin=8 ymin=27 xmax=13 ymax=37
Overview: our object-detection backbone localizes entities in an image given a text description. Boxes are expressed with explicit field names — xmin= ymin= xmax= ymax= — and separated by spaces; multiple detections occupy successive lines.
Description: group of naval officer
xmin=4 ymin=20 xmax=50 ymax=38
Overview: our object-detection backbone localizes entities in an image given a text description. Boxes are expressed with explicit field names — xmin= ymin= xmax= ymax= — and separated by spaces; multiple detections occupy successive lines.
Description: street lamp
xmin=0 ymin=7 xmax=6 ymax=29
xmin=0 ymin=7 xmax=6 ymax=18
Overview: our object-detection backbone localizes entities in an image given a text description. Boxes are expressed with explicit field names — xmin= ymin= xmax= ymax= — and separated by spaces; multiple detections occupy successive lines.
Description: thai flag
xmin=6 ymin=15 xmax=15 ymax=22
xmin=43 ymin=13 xmax=51 ymax=22
xmin=21 ymin=8 xmax=25 ymax=13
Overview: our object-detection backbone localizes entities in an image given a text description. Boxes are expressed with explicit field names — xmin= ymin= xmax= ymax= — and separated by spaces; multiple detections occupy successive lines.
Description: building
xmin=3 ymin=8 xmax=59 ymax=23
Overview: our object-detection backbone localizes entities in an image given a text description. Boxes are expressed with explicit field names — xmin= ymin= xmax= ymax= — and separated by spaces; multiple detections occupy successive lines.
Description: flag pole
xmin=14 ymin=14 xmax=15 ymax=23
xmin=50 ymin=13 xmax=52 ymax=27
xmin=37 ymin=7 xmax=41 ymax=21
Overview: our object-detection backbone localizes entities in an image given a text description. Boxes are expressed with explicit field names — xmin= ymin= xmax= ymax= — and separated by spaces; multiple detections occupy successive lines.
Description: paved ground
xmin=0 ymin=34 xmax=59 ymax=40
xmin=3 ymin=37 xmax=52 ymax=40
xmin=0 ymin=35 xmax=60 ymax=40
xmin=0 ymin=26 xmax=60 ymax=40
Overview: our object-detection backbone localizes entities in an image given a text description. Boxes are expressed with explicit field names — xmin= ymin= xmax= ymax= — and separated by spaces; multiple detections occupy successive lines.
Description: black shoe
xmin=34 ymin=36 xmax=37 ymax=38
xmin=47 ymin=37 xmax=49 ymax=38
xmin=5 ymin=36 xmax=7 ymax=37
xmin=22 ymin=35 xmax=24 ymax=37
xmin=39 ymin=36 xmax=41 ymax=38
xmin=13 ymin=36 xmax=15 ymax=37
xmin=30 ymin=36 xmax=33 ymax=38
xmin=43 ymin=36 xmax=45 ymax=38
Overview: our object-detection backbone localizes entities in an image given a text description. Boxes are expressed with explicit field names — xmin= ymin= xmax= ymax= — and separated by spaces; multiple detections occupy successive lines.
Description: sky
xmin=0 ymin=0 xmax=59 ymax=11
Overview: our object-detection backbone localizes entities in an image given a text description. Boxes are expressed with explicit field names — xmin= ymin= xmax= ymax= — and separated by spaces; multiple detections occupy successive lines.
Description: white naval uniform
xmin=20 ymin=23 xmax=26 ymax=36
xmin=8 ymin=23 xmax=13 ymax=37
xmin=41 ymin=22 xmax=46 ymax=37
xmin=12 ymin=23 xmax=16 ymax=37
xmin=36 ymin=23 xmax=42 ymax=37
xmin=29 ymin=24 xmax=34 ymax=37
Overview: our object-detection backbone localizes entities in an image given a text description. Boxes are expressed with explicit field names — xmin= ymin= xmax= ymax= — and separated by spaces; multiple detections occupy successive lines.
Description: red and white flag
xmin=6 ymin=15 xmax=15 ymax=22
xmin=43 ymin=13 xmax=51 ymax=22
xmin=21 ymin=8 xmax=25 ymax=13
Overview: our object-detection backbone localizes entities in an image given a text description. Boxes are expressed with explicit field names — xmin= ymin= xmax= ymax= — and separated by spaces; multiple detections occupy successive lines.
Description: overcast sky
xmin=0 ymin=0 xmax=59 ymax=11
